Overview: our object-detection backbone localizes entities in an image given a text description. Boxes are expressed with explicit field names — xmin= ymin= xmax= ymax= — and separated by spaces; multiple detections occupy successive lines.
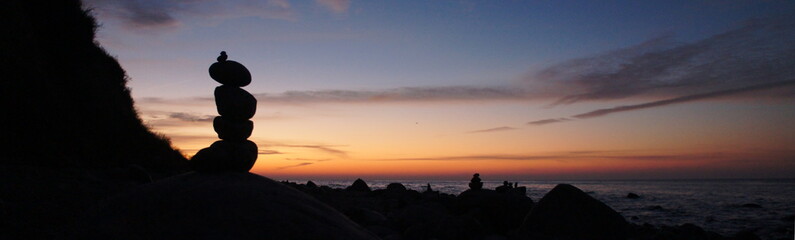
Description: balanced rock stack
xmin=190 ymin=51 xmax=259 ymax=173
xmin=468 ymin=173 xmax=483 ymax=190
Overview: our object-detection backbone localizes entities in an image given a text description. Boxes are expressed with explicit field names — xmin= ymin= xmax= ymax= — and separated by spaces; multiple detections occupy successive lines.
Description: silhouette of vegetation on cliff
xmin=0 ymin=0 xmax=187 ymax=175
xmin=0 ymin=1 xmax=188 ymax=238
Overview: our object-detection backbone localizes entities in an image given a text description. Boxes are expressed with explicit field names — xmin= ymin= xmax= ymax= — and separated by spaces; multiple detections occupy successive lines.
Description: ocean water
xmin=310 ymin=179 xmax=795 ymax=240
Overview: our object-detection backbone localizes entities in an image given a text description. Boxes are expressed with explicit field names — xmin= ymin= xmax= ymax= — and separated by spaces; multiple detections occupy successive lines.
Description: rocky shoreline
xmin=281 ymin=178 xmax=765 ymax=240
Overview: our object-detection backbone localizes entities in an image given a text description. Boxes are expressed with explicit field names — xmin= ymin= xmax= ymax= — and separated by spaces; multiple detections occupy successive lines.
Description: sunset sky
xmin=84 ymin=0 xmax=795 ymax=180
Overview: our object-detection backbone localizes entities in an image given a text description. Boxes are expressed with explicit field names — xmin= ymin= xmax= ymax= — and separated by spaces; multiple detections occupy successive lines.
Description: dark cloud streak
xmin=259 ymin=150 xmax=283 ymax=155
xmin=85 ymin=0 xmax=294 ymax=30
xmin=252 ymin=86 xmax=533 ymax=104
xmin=168 ymin=112 xmax=214 ymax=122
xmin=527 ymin=118 xmax=571 ymax=125
xmin=573 ymin=80 xmax=795 ymax=119
xmin=274 ymin=144 xmax=348 ymax=157
xmin=468 ymin=126 xmax=518 ymax=133
xmin=376 ymin=152 xmax=724 ymax=162
xmin=535 ymin=18 xmax=795 ymax=105
xmin=276 ymin=162 xmax=314 ymax=170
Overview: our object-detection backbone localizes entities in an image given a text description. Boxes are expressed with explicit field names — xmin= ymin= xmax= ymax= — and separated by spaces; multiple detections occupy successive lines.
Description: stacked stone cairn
xmin=468 ymin=173 xmax=483 ymax=190
xmin=190 ymin=51 xmax=259 ymax=173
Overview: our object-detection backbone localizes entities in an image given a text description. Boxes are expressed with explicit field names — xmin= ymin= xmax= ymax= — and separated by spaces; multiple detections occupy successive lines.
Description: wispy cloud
xmin=468 ymin=126 xmax=518 ymax=133
xmin=168 ymin=112 xmax=214 ymax=122
xmin=252 ymin=86 xmax=534 ymax=104
xmin=533 ymin=18 xmax=795 ymax=105
xmin=259 ymin=149 xmax=283 ymax=155
xmin=85 ymin=0 xmax=294 ymax=30
xmin=376 ymin=151 xmax=726 ymax=162
xmin=285 ymin=158 xmax=332 ymax=162
xmin=276 ymin=162 xmax=314 ymax=170
xmin=527 ymin=118 xmax=571 ymax=125
xmin=530 ymin=80 xmax=795 ymax=124
xmin=572 ymin=80 xmax=795 ymax=119
xmin=315 ymin=0 xmax=350 ymax=14
xmin=269 ymin=144 xmax=348 ymax=157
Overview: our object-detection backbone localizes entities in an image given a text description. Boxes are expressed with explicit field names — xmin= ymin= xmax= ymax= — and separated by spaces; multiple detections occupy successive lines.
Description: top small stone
xmin=209 ymin=51 xmax=252 ymax=87
xmin=217 ymin=51 xmax=228 ymax=62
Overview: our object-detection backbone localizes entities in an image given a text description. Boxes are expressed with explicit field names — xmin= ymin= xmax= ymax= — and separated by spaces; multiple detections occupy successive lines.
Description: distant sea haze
xmin=299 ymin=179 xmax=795 ymax=240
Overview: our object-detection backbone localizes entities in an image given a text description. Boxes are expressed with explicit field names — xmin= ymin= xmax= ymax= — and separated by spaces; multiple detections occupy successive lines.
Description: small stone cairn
xmin=468 ymin=173 xmax=483 ymax=190
xmin=190 ymin=51 xmax=259 ymax=173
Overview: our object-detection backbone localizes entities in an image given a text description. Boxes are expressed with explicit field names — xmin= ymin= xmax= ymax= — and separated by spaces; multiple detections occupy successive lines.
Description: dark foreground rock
xmin=76 ymin=172 xmax=378 ymax=240
xmin=518 ymin=184 xmax=629 ymax=240
xmin=627 ymin=192 xmax=640 ymax=199
xmin=278 ymin=179 xmax=760 ymax=240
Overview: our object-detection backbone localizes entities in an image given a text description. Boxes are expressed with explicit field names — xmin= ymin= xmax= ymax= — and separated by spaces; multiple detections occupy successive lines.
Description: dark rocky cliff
xmin=0 ymin=0 xmax=188 ymax=238
xmin=0 ymin=0 xmax=187 ymax=175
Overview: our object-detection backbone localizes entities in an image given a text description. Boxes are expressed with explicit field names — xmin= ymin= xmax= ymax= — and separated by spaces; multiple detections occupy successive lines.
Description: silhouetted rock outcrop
xmin=627 ymin=192 xmax=640 ymax=199
xmin=496 ymin=181 xmax=513 ymax=193
xmin=306 ymin=180 xmax=318 ymax=188
xmin=347 ymin=178 xmax=371 ymax=192
xmin=519 ymin=184 xmax=629 ymax=239
xmin=457 ymin=188 xmax=534 ymax=235
xmin=740 ymin=203 xmax=762 ymax=209
xmin=280 ymin=180 xmax=745 ymax=240
xmin=76 ymin=172 xmax=378 ymax=240
xmin=387 ymin=182 xmax=407 ymax=192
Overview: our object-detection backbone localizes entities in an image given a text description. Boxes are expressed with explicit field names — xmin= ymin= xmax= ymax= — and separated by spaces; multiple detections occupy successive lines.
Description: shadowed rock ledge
xmin=76 ymin=172 xmax=378 ymax=240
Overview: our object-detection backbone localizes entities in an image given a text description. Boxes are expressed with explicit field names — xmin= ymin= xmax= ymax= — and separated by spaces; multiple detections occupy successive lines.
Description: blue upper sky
xmin=87 ymin=0 xmax=795 ymax=98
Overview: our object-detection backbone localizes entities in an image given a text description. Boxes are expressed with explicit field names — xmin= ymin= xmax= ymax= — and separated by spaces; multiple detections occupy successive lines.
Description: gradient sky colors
xmin=84 ymin=0 xmax=795 ymax=180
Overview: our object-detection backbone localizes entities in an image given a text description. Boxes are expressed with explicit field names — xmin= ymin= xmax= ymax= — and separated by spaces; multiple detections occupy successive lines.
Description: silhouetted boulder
xmin=740 ymin=203 xmax=762 ymax=208
xmin=209 ymin=52 xmax=252 ymax=87
xmin=212 ymin=116 xmax=253 ymax=140
xmin=398 ymin=202 xmax=485 ymax=240
xmin=214 ymin=86 xmax=257 ymax=120
xmin=627 ymin=193 xmax=640 ymax=199
xmin=511 ymin=186 xmax=527 ymax=196
xmin=347 ymin=178 xmax=371 ymax=192
xmin=190 ymin=140 xmax=257 ymax=172
xmin=519 ymin=184 xmax=628 ymax=240
xmin=457 ymin=189 xmax=534 ymax=234
xmin=645 ymin=205 xmax=664 ymax=211
xmin=306 ymin=180 xmax=318 ymax=188
xmin=76 ymin=172 xmax=378 ymax=240
xmin=496 ymin=181 xmax=512 ymax=193
xmin=678 ymin=223 xmax=707 ymax=238
xmin=386 ymin=182 xmax=407 ymax=192
xmin=346 ymin=207 xmax=389 ymax=227
xmin=731 ymin=230 xmax=761 ymax=240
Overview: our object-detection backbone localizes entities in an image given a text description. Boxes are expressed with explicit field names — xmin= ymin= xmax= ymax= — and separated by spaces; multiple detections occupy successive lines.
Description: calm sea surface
xmin=305 ymin=179 xmax=795 ymax=240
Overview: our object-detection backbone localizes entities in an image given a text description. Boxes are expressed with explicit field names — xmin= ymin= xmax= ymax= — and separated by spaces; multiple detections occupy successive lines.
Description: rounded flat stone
xmin=190 ymin=140 xmax=258 ymax=173
xmin=213 ymin=116 xmax=253 ymax=140
xmin=215 ymin=86 xmax=257 ymax=120
xmin=189 ymin=146 xmax=225 ymax=173
xmin=209 ymin=60 xmax=251 ymax=87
